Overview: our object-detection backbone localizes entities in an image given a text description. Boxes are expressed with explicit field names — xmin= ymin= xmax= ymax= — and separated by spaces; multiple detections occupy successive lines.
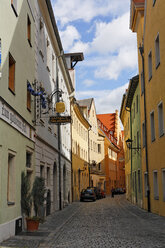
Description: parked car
xmin=114 ymin=188 xmax=125 ymax=195
xmin=80 ymin=188 xmax=96 ymax=202
xmin=87 ymin=187 xmax=101 ymax=199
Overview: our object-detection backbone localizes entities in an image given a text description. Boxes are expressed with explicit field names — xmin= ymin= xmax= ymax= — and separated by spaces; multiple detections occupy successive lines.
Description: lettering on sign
xmin=49 ymin=116 xmax=71 ymax=124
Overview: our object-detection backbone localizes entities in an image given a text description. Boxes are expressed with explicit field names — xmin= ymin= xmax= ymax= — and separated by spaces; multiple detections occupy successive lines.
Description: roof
xmin=97 ymin=113 xmax=116 ymax=132
xmin=125 ymin=75 xmax=139 ymax=108
xmin=77 ymin=98 xmax=93 ymax=111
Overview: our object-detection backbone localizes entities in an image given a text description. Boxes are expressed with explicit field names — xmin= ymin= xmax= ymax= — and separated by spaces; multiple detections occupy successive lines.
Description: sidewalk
xmin=0 ymin=202 xmax=81 ymax=248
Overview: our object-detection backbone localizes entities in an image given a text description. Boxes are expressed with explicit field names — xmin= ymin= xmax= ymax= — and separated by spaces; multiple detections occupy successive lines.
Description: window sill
xmin=8 ymin=87 xmax=15 ymax=95
xmin=148 ymin=76 xmax=152 ymax=82
xmin=8 ymin=201 xmax=15 ymax=206
xmin=28 ymin=39 xmax=32 ymax=48
xmin=11 ymin=4 xmax=18 ymax=17
xmin=159 ymin=133 xmax=164 ymax=138
xmin=156 ymin=62 xmax=160 ymax=69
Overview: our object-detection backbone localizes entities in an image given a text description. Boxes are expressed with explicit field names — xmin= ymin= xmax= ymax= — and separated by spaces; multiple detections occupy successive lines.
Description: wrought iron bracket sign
xmin=49 ymin=115 xmax=71 ymax=124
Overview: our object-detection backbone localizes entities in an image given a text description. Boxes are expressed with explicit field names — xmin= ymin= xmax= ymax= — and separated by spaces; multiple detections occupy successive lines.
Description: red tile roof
xmin=97 ymin=113 xmax=116 ymax=132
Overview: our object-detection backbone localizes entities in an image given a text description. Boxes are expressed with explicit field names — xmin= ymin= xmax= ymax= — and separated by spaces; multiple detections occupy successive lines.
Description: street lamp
xmin=126 ymin=138 xmax=141 ymax=151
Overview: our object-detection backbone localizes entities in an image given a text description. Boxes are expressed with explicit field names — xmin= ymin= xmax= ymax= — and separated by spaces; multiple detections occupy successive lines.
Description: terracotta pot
xmin=26 ymin=218 xmax=39 ymax=232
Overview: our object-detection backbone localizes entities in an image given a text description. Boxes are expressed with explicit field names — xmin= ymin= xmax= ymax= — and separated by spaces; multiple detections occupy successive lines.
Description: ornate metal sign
xmin=49 ymin=115 xmax=71 ymax=124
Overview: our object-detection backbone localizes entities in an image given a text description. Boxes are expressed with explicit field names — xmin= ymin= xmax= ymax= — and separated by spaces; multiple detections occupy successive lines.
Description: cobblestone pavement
xmin=1 ymin=195 xmax=165 ymax=248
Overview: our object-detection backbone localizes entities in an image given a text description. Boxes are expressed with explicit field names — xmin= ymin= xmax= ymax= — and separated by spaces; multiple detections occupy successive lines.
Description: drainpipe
xmin=139 ymin=44 xmax=150 ymax=212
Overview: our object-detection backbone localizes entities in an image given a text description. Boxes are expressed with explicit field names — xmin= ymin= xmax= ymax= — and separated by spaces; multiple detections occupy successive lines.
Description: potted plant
xmin=21 ymin=173 xmax=46 ymax=232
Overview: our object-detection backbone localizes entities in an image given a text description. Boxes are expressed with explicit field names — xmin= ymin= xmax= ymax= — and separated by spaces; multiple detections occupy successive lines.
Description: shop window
xmin=7 ymin=153 xmax=15 ymax=204
xmin=158 ymin=102 xmax=164 ymax=137
xmin=11 ymin=0 xmax=18 ymax=17
xmin=27 ymin=15 xmax=32 ymax=47
xmin=155 ymin=34 xmax=160 ymax=68
xmin=153 ymin=171 xmax=159 ymax=200
xmin=148 ymin=51 xmax=152 ymax=81
xmin=9 ymin=53 xmax=15 ymax=93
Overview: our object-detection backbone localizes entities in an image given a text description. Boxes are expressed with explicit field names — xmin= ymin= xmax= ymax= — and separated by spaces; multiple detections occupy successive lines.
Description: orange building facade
xmin=97 ymin=112 xmax=125 ymax=195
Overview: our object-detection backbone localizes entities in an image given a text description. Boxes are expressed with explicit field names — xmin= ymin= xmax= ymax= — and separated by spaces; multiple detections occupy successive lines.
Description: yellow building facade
xmin=130 ymin=0 xmax=165 ymax=216
xmin=71 ymin=98 xmax=90 ymax=201
xmin=120 ymin=93 xmax=131 ymax=201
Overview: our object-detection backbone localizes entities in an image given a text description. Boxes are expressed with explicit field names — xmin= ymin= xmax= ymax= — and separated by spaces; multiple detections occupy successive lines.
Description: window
xmin=155 ymin=34 xmax=160 ymax=68
xmin=9 ymin=53 xmax=15 ymax=93
xmin=150 ymin=111 xmax=155 ymax=142
xmin=162 ymin=169 xmax=165 ymax=201
xmin=144 ymin=172 xmax=148 ymax=197
xmin=26 ymin=152 xmax=32 ymax=168
xmin=148 ymin=51 xmax=152 ymax=81
xmin=141 ymin=71 xmax=144 ymax=95
xmin=40 ymin=165 xmax=44 ymax=178
xmin=11 ymin=0 xmax=18 ymax=17
xmin=142 ymin=122 xmax=146 ymax=147
xmin=27 ymin=82 xmax=31 ymax=111
xmin=137 ymin=131 xmax=139 ymax=149
xmin=98 ymin=163 xmax=101 ymax=171
xmin=98 ymin=144 xmax=101 ymax=153
xmin=27 ymin=15 xmax=32 ymax=47
xmin=8 ymin=153 xmax=15 ymax=204
xmin=136 ymin=95 xmax=138 ymax=113
xmin=153 ymin=171 xmax=159 ymax=200
xmin=47 ymin=167 xmax=50 ymax=186
xmin=158 ymin=102 xmax=164 ymax=137
xmin=153 ymin=0 xmax=156 ymax=6
xmin=138 ymin=170 xmax=141 ymax=193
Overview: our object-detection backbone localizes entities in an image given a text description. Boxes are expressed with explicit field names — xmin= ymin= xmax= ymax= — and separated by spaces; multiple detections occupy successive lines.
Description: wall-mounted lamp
xmin=126 ymin=138 xmax=141 ymax=150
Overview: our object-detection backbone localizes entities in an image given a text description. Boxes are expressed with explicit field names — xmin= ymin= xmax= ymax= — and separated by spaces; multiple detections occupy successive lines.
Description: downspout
xmin=139 ymin=45 xmax=150 ymax=212
xmin=125 ymin=106 xmax=132 ymax=202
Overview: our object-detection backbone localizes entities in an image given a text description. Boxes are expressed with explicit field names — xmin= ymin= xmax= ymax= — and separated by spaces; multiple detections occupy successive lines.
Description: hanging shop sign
xmin=49 ymin=115 xmax=71 ymax=124
xmin=55 ymin=101 xmax=65 ymax=113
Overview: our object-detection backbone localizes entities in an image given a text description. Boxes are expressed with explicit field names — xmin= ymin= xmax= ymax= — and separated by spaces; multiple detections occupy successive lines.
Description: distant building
xmin=78 ymin=98 xmax=106 ymax=190
xmin=97 ymin=111 xmax=125 ymax=195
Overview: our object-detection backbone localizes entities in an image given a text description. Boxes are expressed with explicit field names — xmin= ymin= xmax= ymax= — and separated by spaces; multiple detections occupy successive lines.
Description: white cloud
xmin=76 ymin=83 xmax=129 ymax=114
xmin=82 ymin=79 xmax=96 ymax=87
xmin=59 ymin=25 xmax=80 ymax=50
xmin=52 ymin=0 xmax=130 ymax=26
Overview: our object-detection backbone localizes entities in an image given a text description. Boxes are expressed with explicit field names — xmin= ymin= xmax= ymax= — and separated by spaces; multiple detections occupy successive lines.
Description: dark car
xmin=87 ymin=187 xmax=101 ymax=199
xmin=80 ymin=188 xmax=96 ymax=202
xmin=114 ymin=188 xmax=125 ymax=195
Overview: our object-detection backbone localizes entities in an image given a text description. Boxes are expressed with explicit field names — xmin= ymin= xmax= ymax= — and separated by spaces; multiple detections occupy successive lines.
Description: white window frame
xmin=155 ymin=33 xmax=160 ymax=69
xmin=158 ymin=101 xmax=164 ymax=137
xmin=150 ymin=111 xmax=155 ymax=142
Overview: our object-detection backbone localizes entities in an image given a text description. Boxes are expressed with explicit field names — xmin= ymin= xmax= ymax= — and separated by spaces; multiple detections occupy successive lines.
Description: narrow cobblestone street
xmin=1 ymin=195 xmax=165 ymax=248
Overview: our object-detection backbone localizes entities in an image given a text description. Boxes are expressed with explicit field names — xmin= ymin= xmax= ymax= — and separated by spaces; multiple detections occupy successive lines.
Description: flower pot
xmin=26 ymin=218 xmax=39 ymax=232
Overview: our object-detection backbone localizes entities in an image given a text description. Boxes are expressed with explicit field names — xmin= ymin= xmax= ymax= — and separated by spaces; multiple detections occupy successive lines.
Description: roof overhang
xmin=130 ymin=0 xmax=145 ymax=32
xmin=125 ymin=75 xmax=139 ymax=109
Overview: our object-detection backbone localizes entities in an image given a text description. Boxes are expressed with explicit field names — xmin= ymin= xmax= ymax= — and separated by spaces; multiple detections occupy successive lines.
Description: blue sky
xmin=51 ymin=0 xmax=138 ymax=114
